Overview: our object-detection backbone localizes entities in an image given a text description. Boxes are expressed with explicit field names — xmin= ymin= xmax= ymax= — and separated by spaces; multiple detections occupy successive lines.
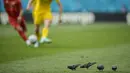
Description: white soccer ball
xmin=28 ymin=34 xmax=37 ymax=44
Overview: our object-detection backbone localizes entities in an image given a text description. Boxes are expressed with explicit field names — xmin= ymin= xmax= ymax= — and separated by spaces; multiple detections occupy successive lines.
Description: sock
xmin=42 ymin=27 xmax=48 ymax=38
xmin=17 ymin=30 xmax=27 ymax=41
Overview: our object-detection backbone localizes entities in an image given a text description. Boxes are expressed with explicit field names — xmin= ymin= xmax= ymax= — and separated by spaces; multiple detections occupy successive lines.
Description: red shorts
xmin=9 ymin=17 xmax=27 ymax=32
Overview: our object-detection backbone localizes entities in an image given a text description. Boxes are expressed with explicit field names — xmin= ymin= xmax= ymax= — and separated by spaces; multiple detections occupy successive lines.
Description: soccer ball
xmin=28 ymin=34 xmax=37 ymax=44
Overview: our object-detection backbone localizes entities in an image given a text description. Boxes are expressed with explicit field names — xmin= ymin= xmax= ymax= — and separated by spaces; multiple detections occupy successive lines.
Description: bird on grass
xmin=80 ymin=62 xmax=96 ymax=69
xmin=67 ymin=64 xmax=81 ymax=70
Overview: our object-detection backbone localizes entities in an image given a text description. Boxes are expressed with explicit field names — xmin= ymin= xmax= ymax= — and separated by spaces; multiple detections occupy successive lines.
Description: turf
xmin=0 ymin=23 xmax=130 ymax=73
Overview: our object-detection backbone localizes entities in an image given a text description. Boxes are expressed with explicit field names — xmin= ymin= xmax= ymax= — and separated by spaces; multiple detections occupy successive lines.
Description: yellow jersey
xmin=34 ymin=0 xmax=60 ymax=13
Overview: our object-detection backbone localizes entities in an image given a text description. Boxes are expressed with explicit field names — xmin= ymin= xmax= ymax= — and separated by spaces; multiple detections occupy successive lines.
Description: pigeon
xmin=80 ymin=62 xmax=96 ymax=69
xmin=97 ymin=64 xmax=104 ymax=71
xmin=67 ymin=64 xmax=81 ymax=70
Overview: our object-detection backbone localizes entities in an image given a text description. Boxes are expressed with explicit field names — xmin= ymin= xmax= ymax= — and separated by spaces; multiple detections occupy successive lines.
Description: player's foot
xmin=40 ymin=37 xmax=52 ymax=44
xmin=26 ymin=40 xmax=31 ymax=46
xmin=34 ymin=41 xmax=39 ymax=48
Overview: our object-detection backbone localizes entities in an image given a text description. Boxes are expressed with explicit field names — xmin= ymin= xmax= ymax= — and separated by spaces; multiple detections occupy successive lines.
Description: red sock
xmin=17 ymin=30 xmax=27 ymax=41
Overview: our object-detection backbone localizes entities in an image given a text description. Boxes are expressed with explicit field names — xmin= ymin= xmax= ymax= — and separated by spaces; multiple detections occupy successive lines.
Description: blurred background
xmin=1 ymin=0 xmax=130 ymax=12
xmin=0 ymin=1 xmax=130 ymax=73
xmin=0 ymin=0 xmax=130 ymax=25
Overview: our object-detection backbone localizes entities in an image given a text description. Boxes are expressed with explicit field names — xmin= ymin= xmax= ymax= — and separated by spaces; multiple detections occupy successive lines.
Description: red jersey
xmin=4 ymin=0 xmax=22 ymax=18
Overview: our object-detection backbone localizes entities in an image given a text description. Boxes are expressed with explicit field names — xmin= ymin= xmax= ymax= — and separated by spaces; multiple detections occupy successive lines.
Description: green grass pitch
xmin=0 ymin=23 xmax=130 ymax=73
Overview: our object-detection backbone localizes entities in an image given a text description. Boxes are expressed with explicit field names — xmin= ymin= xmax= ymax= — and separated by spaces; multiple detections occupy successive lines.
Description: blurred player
xmin=26 ymin=0 xmax=62 ymax=45
xmin=4 ymin=0 xmax=31 ymax=46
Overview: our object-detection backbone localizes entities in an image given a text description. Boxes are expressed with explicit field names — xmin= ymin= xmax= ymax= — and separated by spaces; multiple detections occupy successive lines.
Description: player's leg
xmin=20 ymin=18 xmax=27 ymax=32
xmin=32 ymin=13 xmax=43 ymax=47
xmin=40 ymin=12 xmax=52 ymax=43
xmin=35 ymin=24 xmax=40 ymax=40
xmin=19 ymin=19 xmax=32 ymax=45
xmin=33 ymin=12 xmax=42 ymax=40
xmin=33 ymin=24 xmax=40 ymax=48
xmin=9 ymin=18 xmax=31 ymax=46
